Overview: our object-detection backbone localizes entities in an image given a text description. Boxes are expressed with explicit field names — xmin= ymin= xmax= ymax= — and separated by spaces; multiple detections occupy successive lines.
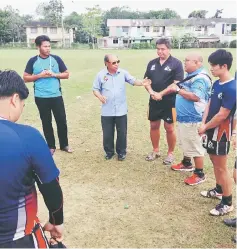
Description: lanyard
xmin=37 ymin=55 xmax=52 ymax=71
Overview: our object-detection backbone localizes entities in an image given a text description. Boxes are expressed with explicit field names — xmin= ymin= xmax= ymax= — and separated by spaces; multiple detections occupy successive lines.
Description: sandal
xmin=60 ymin=146 xmax=73 ymax=153
xmin=163 ymin=153 xmax=174 ymax=165
xmin=145 ymin=151 xmax=160 ymax=161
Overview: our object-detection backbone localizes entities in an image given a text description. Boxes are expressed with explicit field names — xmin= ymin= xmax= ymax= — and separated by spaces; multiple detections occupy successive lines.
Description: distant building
xmin=98 ymin=18 xmax=236 ymax=48
xmin=25 ymin=21 xmax=74 ymax=48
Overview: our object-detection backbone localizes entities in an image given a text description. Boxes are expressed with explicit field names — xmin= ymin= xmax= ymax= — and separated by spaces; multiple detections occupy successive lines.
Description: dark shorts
xmin=202 ymin=135 xmax=230 ymax=155
xmin=0 ymin=224 xmax=49 ymax=248
xmin=148 ymin=100 xmax=176 ymax=124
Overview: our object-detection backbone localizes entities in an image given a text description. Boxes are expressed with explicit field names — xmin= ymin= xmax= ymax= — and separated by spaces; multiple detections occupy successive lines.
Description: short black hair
xmin=35 ymin=35 xmax=50 ymax=46
xmin=208 ymin=49 xmax=233 ymax=70
xmin=0 ymin=70 xmax=29 ymax=100
xmin=156 ymin=38 xmax=171 ymax=49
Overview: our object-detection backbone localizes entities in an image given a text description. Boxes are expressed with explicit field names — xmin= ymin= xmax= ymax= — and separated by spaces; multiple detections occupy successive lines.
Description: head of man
xmin=208 ymin=49 xmax=233 ymax=77
xmin=156 ymin=38 xmax=171 ymax=60
xmin=104 ymin=54 xmax=120 ymax=73
xmin=35 ymin=35 xmax=51 ymax=57
xmin=0 ymin=70 xmax=29 ymax=122
xmin=184 ymin=52 xmax=203 ymax=73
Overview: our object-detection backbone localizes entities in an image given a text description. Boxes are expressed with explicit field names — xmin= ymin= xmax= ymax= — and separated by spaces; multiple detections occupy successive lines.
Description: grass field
xmin=0 ymin=48 xmax=236 ymax=248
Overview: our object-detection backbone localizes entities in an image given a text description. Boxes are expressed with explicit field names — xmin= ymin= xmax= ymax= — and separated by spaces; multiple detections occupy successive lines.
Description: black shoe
xmin=118 ymin=154 xmax=126 ymax=161
xmin=105 ymin=153 xmax=114 ymax=160
xmin=223 ymin=218 xmax=236 ymax=227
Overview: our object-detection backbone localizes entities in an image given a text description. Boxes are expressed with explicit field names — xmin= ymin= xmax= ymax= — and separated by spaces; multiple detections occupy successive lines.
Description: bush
xmin=216 ymin=42 xmax=229 ymax=48
xmin=229 ymin=40 xmax=237 ymax=48
xmin=171 ymin=37 xmax=179 ymax=49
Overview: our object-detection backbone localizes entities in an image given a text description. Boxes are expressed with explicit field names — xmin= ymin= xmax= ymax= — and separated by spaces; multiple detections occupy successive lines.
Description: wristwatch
xmin=176 ymin=86 xmax=181 ymax=93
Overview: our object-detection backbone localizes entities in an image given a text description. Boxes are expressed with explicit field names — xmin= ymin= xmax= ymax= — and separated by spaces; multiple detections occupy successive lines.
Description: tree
xmin=36 ymin=0 xmax=63 ymax=26
xmin=212 ymin=9 xmax=223 ymax=18
xmin=145 ymin=8 xmax=181 ymax=19
xmin=64 ymin=11 xmax=89 ymax=43
xmin=82 ymin=5 xmax=103 ymax=48
xmin=188 ymin=10 xmax=208 ymax=18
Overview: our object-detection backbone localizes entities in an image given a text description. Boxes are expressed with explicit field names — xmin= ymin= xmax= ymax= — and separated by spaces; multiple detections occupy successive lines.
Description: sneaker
xmin=171 ymin=162 xmax=194 ymax=171
xmin=200 ymin=188 xmax=223 ymax=200
xmin=210 ymin=202 xmax=234 ymax=216
xmin=105 ymin=153 xmax=114 ymax=160
xmin=163 ymin=153 xmax=174 ymax=165
xmin=184 ymin=173 xmax=206 ymax=186
xmin=223 ymin=218 xmax=236 ymax=227
xmin=118 ymin=154 xmax=126 ymax=161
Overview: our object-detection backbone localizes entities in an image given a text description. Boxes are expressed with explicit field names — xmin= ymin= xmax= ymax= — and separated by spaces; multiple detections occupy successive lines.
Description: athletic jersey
xmin=0 ymin=119 xmax=59 ymax=245
xmin=176 ymin=67 xmax=211 ymax=123
xmin=24 ymin=54 xmax=67 ymax=98
xmin=206 ymin=79 xmax=236 ymax=142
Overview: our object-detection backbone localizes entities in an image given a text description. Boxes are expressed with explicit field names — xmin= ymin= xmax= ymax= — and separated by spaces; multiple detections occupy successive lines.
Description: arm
xmin=160 ymin=60 xmax=184 ymax=97
xmin=202 ymin=100 xmax=211 ymax=124
xmin=23 ymin=72 xmax=43 ymax=83
xmin=92 ymin=73 xmax=107 ymax=104
xmin=93 ymin=90 xmax=107 ymax=104
xmin=52 ymin=70 xmax=69 ymax=80
xmin=177 ymin=88 xmax=200 ymax=101
xmin=203 ymin=107 xmax=231 ymax=130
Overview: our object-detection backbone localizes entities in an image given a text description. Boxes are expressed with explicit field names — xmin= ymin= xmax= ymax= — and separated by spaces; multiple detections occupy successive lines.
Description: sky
xmin=0 ymin=0 xmax=236 ymax=18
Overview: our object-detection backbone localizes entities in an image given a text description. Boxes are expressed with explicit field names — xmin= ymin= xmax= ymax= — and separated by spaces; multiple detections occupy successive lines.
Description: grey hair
xmin=104 ymin=54 xmax=110 ymax=63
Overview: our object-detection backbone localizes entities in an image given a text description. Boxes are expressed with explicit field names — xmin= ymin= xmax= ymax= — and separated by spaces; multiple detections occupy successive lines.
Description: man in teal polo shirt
xmin=23 ymin=35 xmax=72 ymax=155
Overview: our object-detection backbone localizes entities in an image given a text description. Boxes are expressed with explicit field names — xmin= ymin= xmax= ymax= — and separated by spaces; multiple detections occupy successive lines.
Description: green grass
xmin=0 ymin=48 xmax=236 ymax=248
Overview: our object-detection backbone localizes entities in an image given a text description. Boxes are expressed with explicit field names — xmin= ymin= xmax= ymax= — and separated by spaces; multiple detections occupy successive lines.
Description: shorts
xmin=202 ymin=135 xmax=230 ymax=155
xmin=0 ymin=224 xmax=49 ymax=248
xmin=148 ymin=100 xmax=176 ymax=124
xmin=178 ymin=122 xmax=205 ymax=157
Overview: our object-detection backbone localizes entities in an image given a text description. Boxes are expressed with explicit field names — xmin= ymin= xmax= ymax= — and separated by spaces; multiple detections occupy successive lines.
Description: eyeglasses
xmin=109 ymin=60 xmax=120 ymax=65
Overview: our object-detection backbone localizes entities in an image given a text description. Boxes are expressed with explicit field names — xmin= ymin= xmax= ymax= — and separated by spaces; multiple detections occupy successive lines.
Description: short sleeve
xmin=54 ymin=56 xmax=67 ymax=72
xmin=24 ymin=58 xmax=35 ymax=74
xmin=144 ymin=62 xmax=151 ymax=79
xmin=191 ymin=79 xmax=209 ymax=100
xmin=25 ymin=127 xmax=59 ymax=183
xmin=174 ymin=60 xmax=184 ymax=81
xmin=222 ymin=86 xmax=236 ymax=110
xmin=92 ymin=73 xmax=102 ymax=92
xmin=124 ymin=70 xmax=136 ymax=85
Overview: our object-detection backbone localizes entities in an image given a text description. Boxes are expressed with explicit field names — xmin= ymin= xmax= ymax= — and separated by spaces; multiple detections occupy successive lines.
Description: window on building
xmin=222 ymin=24 xmax=225 ymax=34
xmin=153 ymin=26 xmax=159 ymax=32
xmin=30 ymin=27 xmax=38 ymax=34
xmin=231 ymin=24 xmax=236 ymax=32
xmin=144 ymin=26 xmax=150 ymax=32
xmin=123 ymin=39 xmax=128 ymax=44
xmin=50 ymin=27 xmax=57 ymax=34
xmin=195 ymin=26 xmax=202 ymax=31
xmin=122 ymin=26 xmax=129 ymax=32
xmin=43 ymin=27 xmax=47 ymax=33
xmin=113 ymin=39 xmax=118 ymax=44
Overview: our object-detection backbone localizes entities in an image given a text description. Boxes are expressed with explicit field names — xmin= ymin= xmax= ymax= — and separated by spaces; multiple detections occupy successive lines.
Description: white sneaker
xmin=200 ymin=188 xmax=222 ymax=200
xmin=210 ymin=202 xmax=234 ymax=216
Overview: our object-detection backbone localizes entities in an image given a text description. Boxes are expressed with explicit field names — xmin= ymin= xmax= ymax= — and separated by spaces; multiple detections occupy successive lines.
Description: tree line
xmin=0 ymin=0 xmax=224 ymax=44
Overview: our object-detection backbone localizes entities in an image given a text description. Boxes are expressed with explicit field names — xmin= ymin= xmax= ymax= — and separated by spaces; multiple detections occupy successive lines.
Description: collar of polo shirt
xmin=106 ymin=68 xmax=121 ymax=75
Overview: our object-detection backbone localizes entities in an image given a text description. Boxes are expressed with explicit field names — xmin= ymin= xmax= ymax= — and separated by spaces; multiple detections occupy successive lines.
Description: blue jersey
xmin=24 ymin=54 xmax=67 ymax=98
xmin=0 ymin=119 xmax=59 ymax=244
xmin=176 ymin=67 xmax=211 ymax=123
xmin=206 ymin=79 xmax=236 ymax=142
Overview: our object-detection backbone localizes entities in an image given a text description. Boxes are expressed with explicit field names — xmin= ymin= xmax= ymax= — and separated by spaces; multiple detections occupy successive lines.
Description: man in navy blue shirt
xmin=23 ymin=35 xmax=72 ymax=155
xmin=198 ymin=49 xmax=236 ymax=216
xmin=93 ymin=54 xmax=151 ymax=161
xmin=0 ymin=70 xmax=64 ymax=248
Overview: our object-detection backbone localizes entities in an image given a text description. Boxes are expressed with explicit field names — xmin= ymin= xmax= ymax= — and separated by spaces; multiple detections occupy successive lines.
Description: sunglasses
xmin=109 ymin=60 xmax=120 ymax=65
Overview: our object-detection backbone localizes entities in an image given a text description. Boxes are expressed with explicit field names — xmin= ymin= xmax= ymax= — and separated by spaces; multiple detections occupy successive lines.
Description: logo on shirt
xmin=164 ymin=66 xmax=171 ymax=71
xmin=218 ymin=93 xmax=223 ymax=99
xmin=103 ymin=76 xmax=109 ymax=82
xmin=150 ymin=65 xmax=156 ymax=71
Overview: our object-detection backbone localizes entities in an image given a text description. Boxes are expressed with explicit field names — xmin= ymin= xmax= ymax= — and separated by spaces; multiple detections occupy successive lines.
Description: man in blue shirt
xmin=198 ymin=49 xmax=236 ymax=216
xmin=0 ymin=70 xmax=65 ymax=248
xmin=23 ymin=35 xmax=72 ymax=155
xmin=166 ymin=52 xmax=212 ymax=185
xmin=93 ymin=54 xmax=151 ymax=160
